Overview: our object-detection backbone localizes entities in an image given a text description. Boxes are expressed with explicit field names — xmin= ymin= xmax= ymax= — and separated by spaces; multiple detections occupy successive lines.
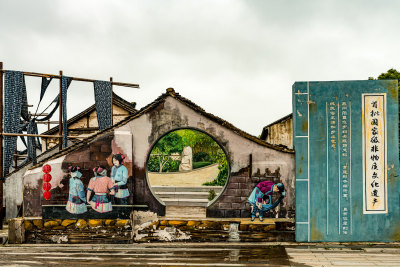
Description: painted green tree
xmin=147 ymin=129 xmax=229 ymax=186
xmin=148 ymin=132 xmax=183 ymax=173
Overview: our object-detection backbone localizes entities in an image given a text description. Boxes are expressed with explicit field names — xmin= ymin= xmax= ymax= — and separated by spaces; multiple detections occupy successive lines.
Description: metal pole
xmin=58 ymin=71 xmax=63 ymax=151
xmin=0 ymin=62 xmax=4 ymax=228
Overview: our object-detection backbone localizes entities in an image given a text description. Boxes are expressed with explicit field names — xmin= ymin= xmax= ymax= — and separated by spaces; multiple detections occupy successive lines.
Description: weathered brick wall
xmin=49 ymin=133 xmax=120 ymax=204
xmin=207 ymin=167 xmax=294 ymax=218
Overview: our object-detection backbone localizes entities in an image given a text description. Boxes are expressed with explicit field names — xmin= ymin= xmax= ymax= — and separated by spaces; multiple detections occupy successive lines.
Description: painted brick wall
xmin=207 ymin=167 xmax=293 ymax=218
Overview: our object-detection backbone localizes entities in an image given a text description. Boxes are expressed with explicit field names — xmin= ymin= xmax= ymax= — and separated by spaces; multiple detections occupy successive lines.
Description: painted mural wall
xmin=23 ymin=91 xmax=295 ymax=220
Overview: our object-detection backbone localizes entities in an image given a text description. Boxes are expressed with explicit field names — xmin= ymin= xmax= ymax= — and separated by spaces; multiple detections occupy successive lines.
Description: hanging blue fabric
xmin=36 ymin=95 xmax=59 ymax=122
xmin=21 ymin=77 xmax=30 ymax=122
xmin=4 ymin=71 xmax=25 ymax=174
xmin=40 ymin=77 xmax=52 ymax=102
xmin=33 ymin=77 xmax=53 ymax=118
xmin=27 ymin=120 xmax=37 ymax=164
xmin=61 ymin=76 xmax=72 ymax=148
xmin=93 ymin=80 xmax=112 ymax=130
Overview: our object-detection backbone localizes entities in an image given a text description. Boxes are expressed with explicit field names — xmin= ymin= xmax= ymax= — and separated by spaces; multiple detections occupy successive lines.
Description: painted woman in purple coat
xmin=248 ymin=181 xmax=286 ymax=221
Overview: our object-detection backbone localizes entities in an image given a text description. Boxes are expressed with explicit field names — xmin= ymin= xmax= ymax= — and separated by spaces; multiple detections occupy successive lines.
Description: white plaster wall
xmin=5 ymin=148 xmax=63 ymax=220
xmin=121 ymin=114 xmax=153 ymax=169
xmin=120 ymin=96 xmax=294 ymax=183
xmin=24 ymin=156 xmax=67 ymax=192
xmin=113 ymin=130 xmax=133 ymax=161
xmin=163 ymin=97 xmax=294 ymax=173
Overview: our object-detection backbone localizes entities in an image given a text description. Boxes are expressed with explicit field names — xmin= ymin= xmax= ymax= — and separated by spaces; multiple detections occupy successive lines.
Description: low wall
xmin=22 ymin=218 xmax=131 ymax=244
xmin=134 ymin=218 xmax=295 ymax=242
xmin=9 ymin=214 xmax=295 ymax=244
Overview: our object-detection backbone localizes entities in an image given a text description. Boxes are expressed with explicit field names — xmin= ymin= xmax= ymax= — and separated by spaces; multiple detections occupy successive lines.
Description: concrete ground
xmin=2 ymin=222 xmax=400 ymax=266
xmin=0 ymin=242 xmax=400 ymax=266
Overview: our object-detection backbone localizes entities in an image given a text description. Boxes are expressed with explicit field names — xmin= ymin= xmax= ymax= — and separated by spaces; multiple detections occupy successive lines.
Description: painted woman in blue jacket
xmin=248 ymin=181 xmax=286 ymax=221
xmin=110 ymin=153 xmax=129 ymax=205
xmin=66 ymin=166 xmax=88 ymax=214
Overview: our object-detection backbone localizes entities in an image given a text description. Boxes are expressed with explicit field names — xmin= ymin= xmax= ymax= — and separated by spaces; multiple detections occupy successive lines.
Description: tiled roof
xmin=29 ymin=88 xmax=294 ymax=170
xmin=42 ymin=92 xmax=136 ymax=135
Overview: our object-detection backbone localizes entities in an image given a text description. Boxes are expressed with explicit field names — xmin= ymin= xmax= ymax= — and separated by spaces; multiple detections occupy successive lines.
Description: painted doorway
xmin=146 ymin=128 xmax=229 ymax=218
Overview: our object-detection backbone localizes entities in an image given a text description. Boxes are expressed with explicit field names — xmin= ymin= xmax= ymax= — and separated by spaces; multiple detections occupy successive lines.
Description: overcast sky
xmin=1 ymin=0 xmax=399 ymax=137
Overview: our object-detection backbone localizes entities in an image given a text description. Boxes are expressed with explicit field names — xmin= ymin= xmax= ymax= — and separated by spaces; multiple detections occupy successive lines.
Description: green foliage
xmin=373 ymin=68 xmax=400 ymax=114
xmin=193 ymin=161 xmax=212 ymax=169
xmin=208 ymin=189 xmax=217 ymax=201
xmin=147 ymin=156 xmax=160 ymax=172
xmin=147 ymin=156 xmax=180 ymax=172
xmin=203 ymin=163 xmax=229 ymax=186
xmin=175 ymin=129 xmax=222 ymax=161
xmin=154 ymin=132 xmax=184 ymax=155
xmin=377 ymin=68 xmax=400 ymax=82
xmin=373 ymin=68 xmax=400 ymax=90
xmin=147 ymin=129 xmax=229 ymax=185
xmin=193 ymin=152 xmax=211 ymax=162
xmin=149 ymin=132 xmax=183 ymax=172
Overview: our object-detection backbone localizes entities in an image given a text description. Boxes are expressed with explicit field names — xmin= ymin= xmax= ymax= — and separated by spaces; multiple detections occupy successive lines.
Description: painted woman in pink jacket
xmin=86 ymin=166 xmax=115 ymax=213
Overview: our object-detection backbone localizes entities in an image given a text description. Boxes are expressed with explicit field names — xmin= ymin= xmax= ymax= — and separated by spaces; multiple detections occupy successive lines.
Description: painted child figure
xmin=110 ymin=153 xmax=129 ymax=205
xmin=66 ymin=166 xmax=88 ymax=214
xmin=248 ymin=181 xmax=286 ymax=222
xmin=87 ymin=166 xmax=115 ymax=213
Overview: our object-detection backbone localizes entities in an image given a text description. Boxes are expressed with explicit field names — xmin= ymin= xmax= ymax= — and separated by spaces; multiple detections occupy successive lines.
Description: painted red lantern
xmin=43 ymin=191 xmax=51 ymax=200
xmin=42 ymin=164 xmax=51 ymax=173
xmin=43 ymin=173 xmax=52 ymax=182
xmin=43 ymin=182 xmax=51 ymax=191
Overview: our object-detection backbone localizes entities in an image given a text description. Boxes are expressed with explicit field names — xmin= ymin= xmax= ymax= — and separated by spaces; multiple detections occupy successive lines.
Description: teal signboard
xmin=293 ymin=80 xmax=400 ymax=242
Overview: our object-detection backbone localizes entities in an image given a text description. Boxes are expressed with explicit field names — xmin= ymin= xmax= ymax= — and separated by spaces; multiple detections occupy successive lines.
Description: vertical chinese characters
xmin=363 ymin=94 xmax=387 ymax=213
xmin=340 ymin=101 xmax=350 ymax=235
xmin=329 ymin=102 xmax=337 ymax=149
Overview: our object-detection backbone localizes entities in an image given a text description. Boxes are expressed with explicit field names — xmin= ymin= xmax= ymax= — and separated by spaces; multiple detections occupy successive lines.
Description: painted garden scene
xmin=147 ymin=129 xmax=229 ymax=206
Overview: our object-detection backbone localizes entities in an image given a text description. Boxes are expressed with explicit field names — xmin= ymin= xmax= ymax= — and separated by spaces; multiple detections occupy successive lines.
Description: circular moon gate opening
xmin=146 ymin=129 xmax=229 ymax=208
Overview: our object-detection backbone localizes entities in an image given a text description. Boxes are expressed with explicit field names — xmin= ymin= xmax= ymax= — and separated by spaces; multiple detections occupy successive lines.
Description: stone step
xmin=151 ymin=186 xmax=223 ymax=193
xmin=162 ymin=198 xmax=209 ymax=207
xmin=155 ymin=191 xmax=218 ymax=199
xmin=165 ymin=206 xmax=206 ymax=219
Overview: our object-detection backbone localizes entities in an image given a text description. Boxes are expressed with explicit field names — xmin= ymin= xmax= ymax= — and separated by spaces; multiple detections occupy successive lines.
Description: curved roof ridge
xmin=28 ymin=89 xmax=293 ymax=170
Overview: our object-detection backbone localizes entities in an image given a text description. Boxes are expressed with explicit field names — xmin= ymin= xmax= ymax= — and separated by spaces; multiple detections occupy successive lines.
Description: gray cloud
xmin=1 ymin=0 xmax=399 ymax=137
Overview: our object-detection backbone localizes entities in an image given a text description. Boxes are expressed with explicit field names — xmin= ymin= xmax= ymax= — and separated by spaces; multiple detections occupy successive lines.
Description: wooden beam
xmin=1 ymin=133 xmax=83 ymax=139
xmin=0 ymin=69 xmax=140 ymax=88
xmin=35 ymin=121 xmax=59 ymax=124
xmin=68 ymin=127 xmax=99 ymax=132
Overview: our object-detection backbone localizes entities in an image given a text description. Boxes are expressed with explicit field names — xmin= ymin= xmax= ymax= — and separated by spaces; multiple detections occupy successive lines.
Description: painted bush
xmin=147 ymin=129 xmax=228 ymax=187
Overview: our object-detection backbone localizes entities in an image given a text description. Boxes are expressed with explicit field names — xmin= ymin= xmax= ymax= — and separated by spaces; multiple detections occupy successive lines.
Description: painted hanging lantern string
xmin=42 ymin=164 xmax=52 ymax=200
